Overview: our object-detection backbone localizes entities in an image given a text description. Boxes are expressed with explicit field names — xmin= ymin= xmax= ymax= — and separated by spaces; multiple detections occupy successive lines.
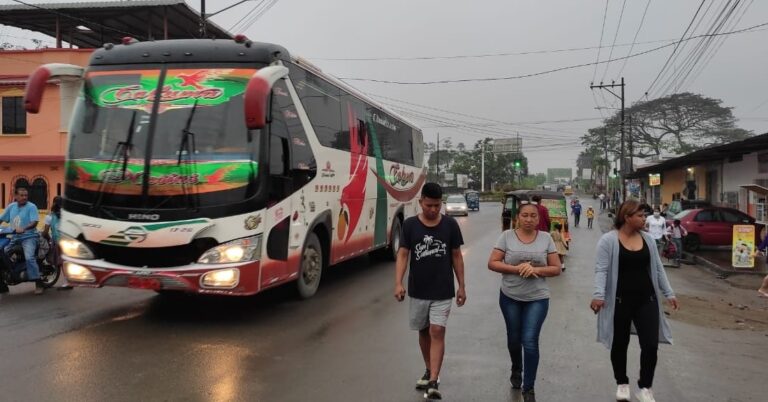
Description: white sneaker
xmin=636 ymin=388 xmax=656 ymax=402
xmin=616 ymin=384 xmax=630 ymax=401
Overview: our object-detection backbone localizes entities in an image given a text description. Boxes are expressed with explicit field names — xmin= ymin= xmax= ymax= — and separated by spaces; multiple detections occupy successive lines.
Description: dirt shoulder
xmin=664 ymin=265 xmax=768 ymax=332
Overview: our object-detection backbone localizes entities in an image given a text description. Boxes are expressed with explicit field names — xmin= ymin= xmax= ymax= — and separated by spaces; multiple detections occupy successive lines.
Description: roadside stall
xmin=502 ymin=190 xmax=571 ymax=243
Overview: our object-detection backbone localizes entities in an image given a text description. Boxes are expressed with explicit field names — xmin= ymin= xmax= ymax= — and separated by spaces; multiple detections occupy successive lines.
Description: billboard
xmin=649 ymin=173 xmax=661 ymax=186
xmin=547 ymin=168 xmax=572 ymax=183
xmin=492 ymin=138 xmax=522 ymax=154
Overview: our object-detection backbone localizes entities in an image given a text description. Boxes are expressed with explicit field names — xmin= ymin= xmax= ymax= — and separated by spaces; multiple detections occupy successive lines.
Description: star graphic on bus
xmin=177 ymin=70 xmax=211 ymax=89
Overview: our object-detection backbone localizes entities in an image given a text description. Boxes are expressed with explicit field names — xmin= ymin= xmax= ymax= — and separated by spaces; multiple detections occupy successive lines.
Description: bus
xmin=24 ymin=36 xmax=425 ymax=297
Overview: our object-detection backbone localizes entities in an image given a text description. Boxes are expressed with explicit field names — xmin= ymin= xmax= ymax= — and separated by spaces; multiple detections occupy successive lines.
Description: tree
xmin=582 ymin=92 xmax=752 ymax=159
xmin=457 ymin=142 xmax=466 ymax=152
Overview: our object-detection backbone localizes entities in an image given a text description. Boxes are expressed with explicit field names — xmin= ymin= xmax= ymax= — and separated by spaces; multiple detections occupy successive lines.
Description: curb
xmin=682 ymin=252 xmax=766 ymax=278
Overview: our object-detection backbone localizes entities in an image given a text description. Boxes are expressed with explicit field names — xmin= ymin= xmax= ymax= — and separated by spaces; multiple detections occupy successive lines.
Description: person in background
xmin=571 ymin=199 xmax=582 ymax=227
xmin=488 ymin=201 xmax=561 ymax=402
xmin=551 ymin=222 xmax=568 ymax=271
xmin=639 ymin=199 xmax=653 ymax=216
xmin=0 ymin=187 xmax=43 ymax=295
xmin=644 ymin=207 xmax=667 ymax=252
xmin=395 ymin=182 xmax=466 ymax=401
xmin=531 ymin=195 xmax=550 ymax=232
xmin=664 ymin=219 xmax=687 ymax=267
xmin=753 ymin=233 xmax=768 ymax=297
xmin=591 ymin=200 xmax=679 ymax=402
xmin=42 ymin=196 xmax=71 ymax=290
xmin=660 ymin=203 xmax=670 ymax=218
xmin=586 ymin=206 xmax=595 ymax=229
xmin=599 ymin=193 xmax=606 ymax=211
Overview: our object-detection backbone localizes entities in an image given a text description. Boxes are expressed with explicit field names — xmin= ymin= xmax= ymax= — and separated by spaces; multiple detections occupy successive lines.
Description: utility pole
xmin=603 ymin=128 xmax=608 ymax=194
xmin=590 ymin=77 xmax=626 ymax=203
xmin=436 ymin=132 xmax=440 ymax=182
xmin=628 ymin=115 xmax=634 ymax=172
xmin=199 ymin=0 xmax=207 ymax=37
xmin=481 ymin=140 xmax=485 ymax=192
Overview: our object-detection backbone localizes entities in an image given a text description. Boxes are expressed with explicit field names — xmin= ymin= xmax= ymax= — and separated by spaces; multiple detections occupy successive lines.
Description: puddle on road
xmin=667 ymin=294 xmax=768 ymax=331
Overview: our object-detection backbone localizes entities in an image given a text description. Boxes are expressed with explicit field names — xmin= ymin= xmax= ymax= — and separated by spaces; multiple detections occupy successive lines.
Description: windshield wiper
xmin=176 ymin=101 xmax=199 ymax=211
xmin=92 ymin=110 xmax=137 ymax=214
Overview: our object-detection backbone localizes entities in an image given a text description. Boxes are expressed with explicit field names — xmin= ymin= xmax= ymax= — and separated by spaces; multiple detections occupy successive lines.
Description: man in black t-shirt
xmin=395 ymin=183 xmax=466 ymax=400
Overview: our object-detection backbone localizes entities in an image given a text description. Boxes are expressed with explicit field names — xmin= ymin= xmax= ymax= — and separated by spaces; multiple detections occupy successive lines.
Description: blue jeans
xmin=671 ymin=238 xmax=683 ymax=261
xmin=499 ymin=291 xmax=549 ymax=391
xmin=5 ymin=235 xmax=40 ymax=281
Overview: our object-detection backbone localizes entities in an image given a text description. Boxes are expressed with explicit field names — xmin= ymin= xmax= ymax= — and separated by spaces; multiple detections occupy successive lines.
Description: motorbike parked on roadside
xmin=0 ymin=227 xmax=60 ymax=289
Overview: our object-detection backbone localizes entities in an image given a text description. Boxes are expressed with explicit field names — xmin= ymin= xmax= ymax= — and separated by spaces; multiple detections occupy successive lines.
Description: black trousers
xmin=611 ymin=294 xmax=659 ymax=388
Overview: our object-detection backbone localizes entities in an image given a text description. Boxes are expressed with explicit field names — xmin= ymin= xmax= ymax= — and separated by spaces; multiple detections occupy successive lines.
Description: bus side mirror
xmin=24 ymin=63 xmax=84 ymax=114
xmin=244 ymin=65 xmax=289 ymax=130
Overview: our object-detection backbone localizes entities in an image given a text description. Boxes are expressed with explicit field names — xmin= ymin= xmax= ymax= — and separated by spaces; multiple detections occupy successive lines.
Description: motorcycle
xmin=0 ymin=227 xmax=60 ymax=289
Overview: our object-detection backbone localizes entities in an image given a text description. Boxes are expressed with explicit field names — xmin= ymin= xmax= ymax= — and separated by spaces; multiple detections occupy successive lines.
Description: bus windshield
xmin=67 ymin=65 xmax=263 ymax=210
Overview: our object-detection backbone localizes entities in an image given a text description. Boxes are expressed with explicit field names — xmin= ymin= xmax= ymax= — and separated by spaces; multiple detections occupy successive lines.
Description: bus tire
xmin=388 ymin=217 xmax=402 ymax=261
xmin=371 ymin=216 xmax=401 ymax=261
xmin=297 ymin=232 xmax=323 ymax=299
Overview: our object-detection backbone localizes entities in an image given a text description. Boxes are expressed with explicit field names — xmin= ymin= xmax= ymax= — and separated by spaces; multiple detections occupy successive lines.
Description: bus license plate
xmin=127 ymin=277 xmax=161 ymax=290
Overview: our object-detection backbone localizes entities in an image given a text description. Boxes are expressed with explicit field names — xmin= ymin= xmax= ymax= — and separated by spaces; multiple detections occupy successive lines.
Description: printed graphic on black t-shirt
xmin=401 ymin=215 xmax=464 ymax=300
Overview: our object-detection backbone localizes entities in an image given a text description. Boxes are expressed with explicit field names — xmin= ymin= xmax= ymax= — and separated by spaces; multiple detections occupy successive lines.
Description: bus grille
xmin=85 ymin=238 xmax=219 ymax=268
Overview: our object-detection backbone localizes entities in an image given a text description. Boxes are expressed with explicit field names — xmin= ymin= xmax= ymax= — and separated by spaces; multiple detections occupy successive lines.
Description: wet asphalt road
xmin=0 ymin=199 xmax=764 ymax=401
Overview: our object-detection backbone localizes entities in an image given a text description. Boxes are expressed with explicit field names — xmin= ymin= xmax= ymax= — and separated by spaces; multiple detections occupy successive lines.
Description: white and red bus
xmin=25 ymin=37 xmax=424 ymax=297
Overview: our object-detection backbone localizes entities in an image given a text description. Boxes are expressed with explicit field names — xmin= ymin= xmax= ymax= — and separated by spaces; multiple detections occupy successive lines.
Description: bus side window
xmin=269 ymin=135 xmax=292 ymax=203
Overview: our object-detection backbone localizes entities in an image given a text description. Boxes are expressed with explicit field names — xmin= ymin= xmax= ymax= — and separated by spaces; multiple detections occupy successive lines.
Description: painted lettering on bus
xmin=389 ymin=164 xmax=415 ymax=187
xmin=100 ymin=85 xmax=223 ymax=105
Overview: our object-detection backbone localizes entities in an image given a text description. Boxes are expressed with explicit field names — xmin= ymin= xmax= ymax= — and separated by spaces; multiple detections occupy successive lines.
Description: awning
xmin=740 ymin=184 xmax=768 ymax=195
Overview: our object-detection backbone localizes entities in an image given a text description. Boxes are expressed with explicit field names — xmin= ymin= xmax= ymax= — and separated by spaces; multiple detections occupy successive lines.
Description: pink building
xmin=0 ymin=49 xmax=93 ymax=211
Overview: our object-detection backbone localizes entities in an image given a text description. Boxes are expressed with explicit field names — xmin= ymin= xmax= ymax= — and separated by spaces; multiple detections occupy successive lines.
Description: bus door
xmin=262 ymin=80 xmax=317 ymax=286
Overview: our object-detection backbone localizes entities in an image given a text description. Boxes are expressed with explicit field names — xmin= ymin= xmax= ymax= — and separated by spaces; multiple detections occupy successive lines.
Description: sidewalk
xmin=685 ymin=249 xmax=768 ymax=277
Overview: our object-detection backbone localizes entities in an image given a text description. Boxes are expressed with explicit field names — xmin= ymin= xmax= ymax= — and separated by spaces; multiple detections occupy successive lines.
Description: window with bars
xmin=2 ymin=96 xmax=26 ymax=134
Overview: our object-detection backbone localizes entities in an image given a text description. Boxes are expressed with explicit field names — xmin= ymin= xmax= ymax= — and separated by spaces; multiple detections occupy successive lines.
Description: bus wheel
xmin=388 ymin=217 xmax=402 ymax=261
xmin=297 ymin=232 xmax=323 ymax=299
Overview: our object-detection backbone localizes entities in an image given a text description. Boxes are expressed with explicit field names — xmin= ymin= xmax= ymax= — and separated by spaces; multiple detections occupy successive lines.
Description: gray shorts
xmin=409 ymin=297 xmax=452 ymax=330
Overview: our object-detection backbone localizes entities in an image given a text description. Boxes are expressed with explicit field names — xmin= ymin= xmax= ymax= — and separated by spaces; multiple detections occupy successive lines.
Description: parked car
xmin=666 ymin=199 xmax=713 ymax=216
xmin=668 ymin=207 xmax=763 ymax=251
xmin=445 ymin=195 xmax=469 ymax=216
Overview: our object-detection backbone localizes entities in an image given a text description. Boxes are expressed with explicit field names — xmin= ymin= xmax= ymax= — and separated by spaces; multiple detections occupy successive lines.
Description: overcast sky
xmin=1 ymin=0 xmax=767 ymax=173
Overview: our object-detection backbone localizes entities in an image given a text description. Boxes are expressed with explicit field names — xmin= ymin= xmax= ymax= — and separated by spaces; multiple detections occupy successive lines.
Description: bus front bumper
xmin=61 ymin=258 xmax=263 ymax=296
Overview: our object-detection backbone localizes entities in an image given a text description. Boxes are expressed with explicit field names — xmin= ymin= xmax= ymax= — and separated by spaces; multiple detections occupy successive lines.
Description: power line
xmin=655 ymin=0 xmax=733 ymax=96
xmin=338 ymin=20 xmax=768 ymax=85
xmin=601 ymin=0 xmax=628 ymax=82
xmin=643 ymin=0 xmax=707 ymax=97
xmin=366 ymin=93 xmax=588 ymax=137
xmin=309 ymin=38 xmax=678 ymax=62
xmin=679 ymin=0 xmax=753 ymax=93
xmin=593 ymin=0 xmax=611 ymax=83
xmin=616 ymin=0 xmax=651 ymax=78
xmin=228 ymin=0 xmax=265 ymax=32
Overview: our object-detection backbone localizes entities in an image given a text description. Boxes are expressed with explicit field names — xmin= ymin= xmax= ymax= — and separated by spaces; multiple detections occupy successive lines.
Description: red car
xmin=668 ymin=207 xmax=763 ymax=251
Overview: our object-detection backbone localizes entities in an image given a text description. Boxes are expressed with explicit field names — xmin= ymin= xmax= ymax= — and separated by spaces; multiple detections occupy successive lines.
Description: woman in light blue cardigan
xmin=590 ymin=200 xmax=679 ymax=402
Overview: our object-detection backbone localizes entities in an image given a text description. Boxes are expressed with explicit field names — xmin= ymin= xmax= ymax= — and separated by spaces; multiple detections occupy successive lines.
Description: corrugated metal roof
xmin=0 ymin=1 xmax=185 ymax=11
xmin=0 ymin=0 xmax=231 ymax=48
xmin=627 ymin=132 xmax=768 ymax=177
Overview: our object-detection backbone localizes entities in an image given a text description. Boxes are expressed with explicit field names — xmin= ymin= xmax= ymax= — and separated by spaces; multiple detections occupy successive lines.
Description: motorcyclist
xmin=0 ymin=187 xmax=43 ymax=295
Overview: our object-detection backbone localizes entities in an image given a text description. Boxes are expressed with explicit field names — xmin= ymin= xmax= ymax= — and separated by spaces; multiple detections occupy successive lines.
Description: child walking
xmin=551 ymin=222 xmax=568 ymax=271
xmin=586 ymin=207 xmax=595 ymax=229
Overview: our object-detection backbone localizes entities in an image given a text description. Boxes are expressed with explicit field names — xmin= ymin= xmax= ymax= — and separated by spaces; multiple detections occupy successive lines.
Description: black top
xmin=402 ymin=215 xmax=464 ymax=300
xmin=617 ymin=239 xmax=655 ymax=300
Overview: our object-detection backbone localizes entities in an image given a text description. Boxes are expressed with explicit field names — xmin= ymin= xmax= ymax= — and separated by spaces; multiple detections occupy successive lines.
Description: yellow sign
xmin=649 ymin=173 xmax=661 ymax=186
xmin=732 ymin=225 xmax=755 ymax=268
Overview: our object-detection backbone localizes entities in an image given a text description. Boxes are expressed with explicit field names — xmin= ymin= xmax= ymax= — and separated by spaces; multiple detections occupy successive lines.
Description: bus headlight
xmin=64 ymin=262 xmax=96 ymax=283
xmin=197 ymin=235 xmax=262 ymax=264
xmin=200 ymin=268 xmax=240 ymax=288
xmin=59 ymin=237 xmax=95 ymax=259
